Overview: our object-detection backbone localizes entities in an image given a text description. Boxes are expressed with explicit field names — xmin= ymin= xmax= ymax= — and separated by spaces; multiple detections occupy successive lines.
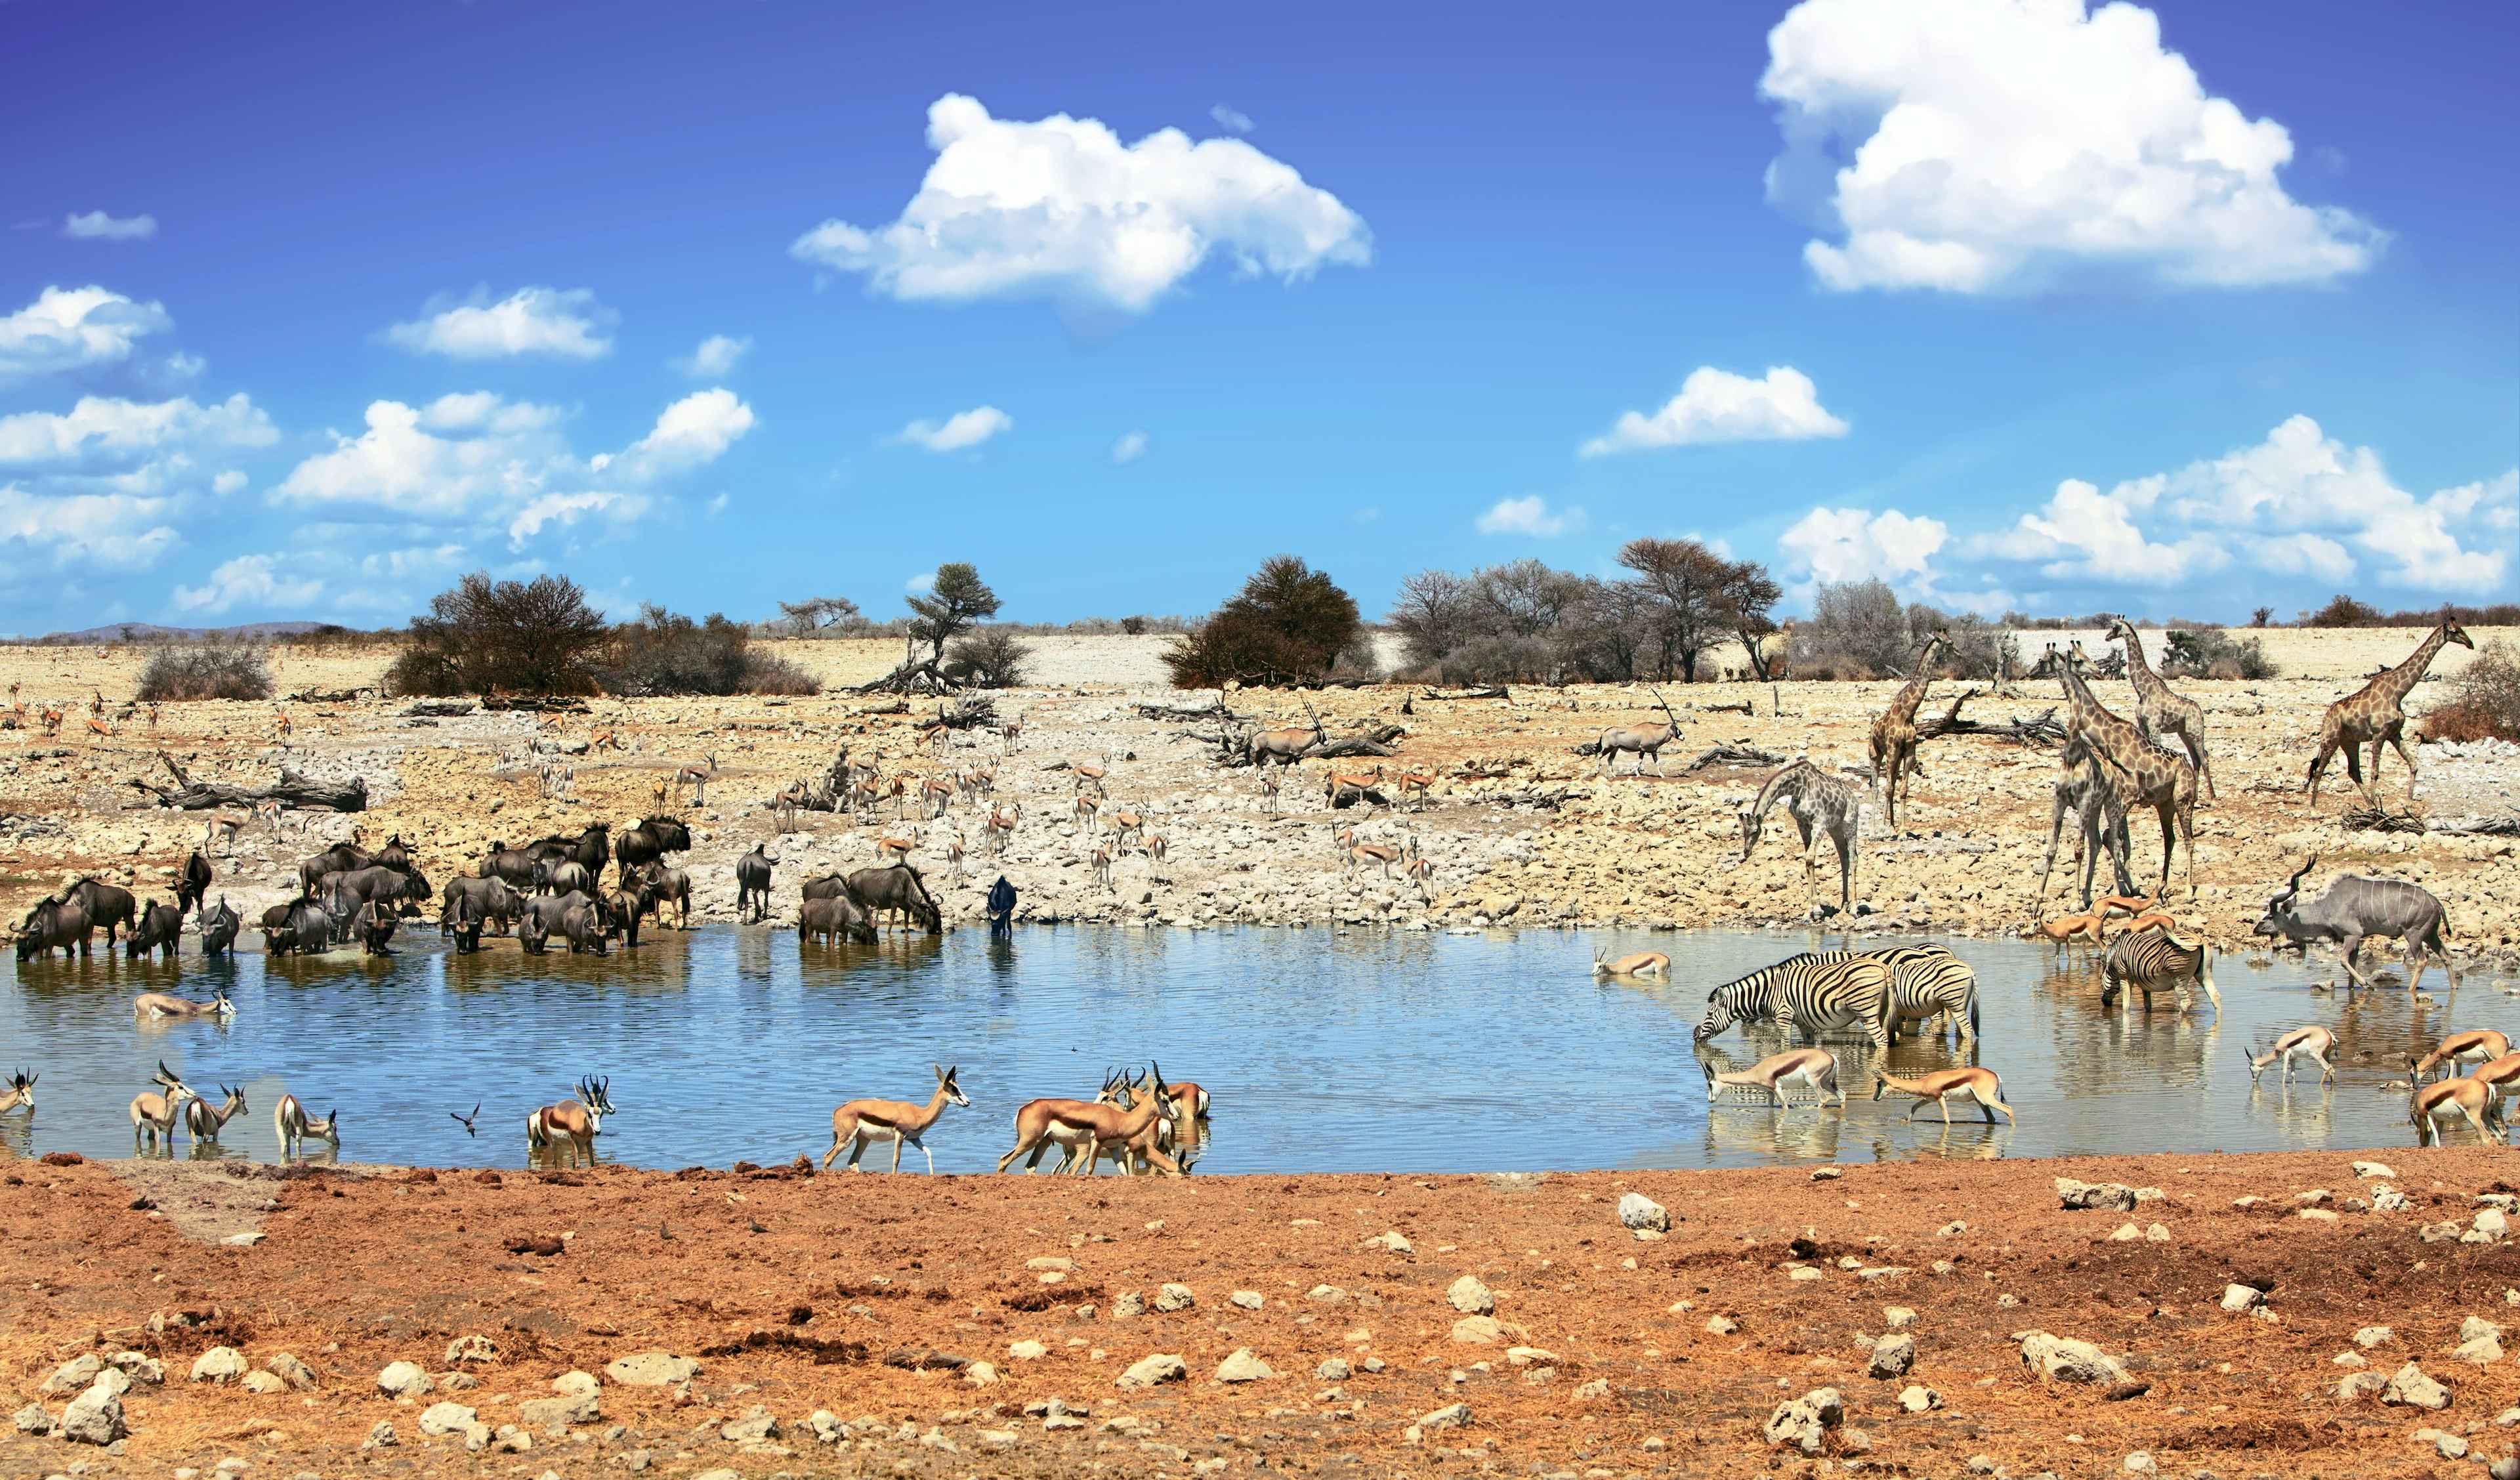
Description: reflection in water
xmin=5 ymin=925 xmax=2510 ymax=1173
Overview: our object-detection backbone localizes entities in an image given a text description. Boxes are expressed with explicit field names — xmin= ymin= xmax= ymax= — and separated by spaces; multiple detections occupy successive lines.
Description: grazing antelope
xmin=1592 ymin=950 xmax=1671 ymax=980
xmin=1394 ymin=766 xmax=1437 ymax=812
xmin=2468 ymin=1053 xmax=2520 ymax=1133
xmin=1108 ymin=808 xmax=1144 ymax=849
xmin=2036 ymin=910 xmax=2107 ymax=958
xmin=2093 ymin=889 xmax=2160 ymax=924
xmin=590 ymin=727 xmax=620 ymax=753
xmin=1702 ymin=1047 xmax=1843 ymax=1108
xmin=1872 ymin=1065 xmax=2014 ymax=1125
xmin=274 ymin=1093 xmax=339 ymax=1158
xmin=1081 ymin=1073 xmax=1207 ymax=1175
xmin=131 ymin=1061 xmax=197 ymax=1152
xmin=2247 ymin=1026 xmax=2338 ymax=1086
xmin=1072 ymin=761 xmax=1107 ymax=796
xmin=1344 ymin=841 xmax=1404 ymax=879
xmin=2411 ymin=1074 xmax=2503 ymax=1147
xmin=1259 ymin=770 xmax=1282 ymax=816
xmin=997 ymin=1066 xmax=1177 ymax=1175
xmin=0 ymin=1068 xmax=36 ymax=1115
xmin=2407 ymin=1029 xmax=2512 ymax=1084
xmin=184 ymin=1084 xmax=249 ymax=1145
xmin=39 ymin=706 xmax=64 ymax=736
xmin=921 ymin=723 xmax=951 ymax=757
xmin=1073 ymin=792 xmax=1100 ymax=830
xmin=1323 ymin=764 xmax=1383 ymax=807
xmin=2122 ymin=906 xmax=2176 ymax=935
xmin=921 ymin=773 xmax=956 ymax=820
xmin=675 ymin=751 xmax=719 ymax=805
xmin=875 ymin=828 xmax=919 ymax=864
xmin=1594 ymin=687 xmax=1682 ymax=777
xmin=134 ymin=989 xmax=234 ymax=1021
xmin=826 ymin=1065 xmax=969 ymax=1173
xmin=528 ymin=1076 xmax=610 ymax=1168
xmin=985 ymin=802 xmax=1021 ymax=855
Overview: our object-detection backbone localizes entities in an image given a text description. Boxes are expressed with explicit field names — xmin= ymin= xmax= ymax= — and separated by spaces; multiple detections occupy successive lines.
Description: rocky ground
xmin=3 ymin=1147 xmax=2515 ymax=1479
xmin=1 ymin=631 xmax=2515 ymax=972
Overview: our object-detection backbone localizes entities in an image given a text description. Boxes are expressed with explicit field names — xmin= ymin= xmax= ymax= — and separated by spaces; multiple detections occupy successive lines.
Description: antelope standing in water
xmin=2410 ymin=1074 xmax=2502 ymax=1147
xmin=0 ymin=1068 xmax=35 ymax=1115
xmin=1872 ymin=1066 xmax=2014 ymax=1126
xmin=2246 ymin=1026 xmax=2337 ymax=1086
xmin=134 ymin=989 xmax=235 ymax=1021
xmin=1702 ymin=1048 xmax=1843 ymax=1108
xmin=1591 ymin=950 xmax=1671 ymax=980
xmin=528 ymin=1076 xmax=612 ymax=1167
xmin=825 ymin=1065 xmax=968 ymax=1173
xmin=274 ymin=1093 xmax=339 ymax=1158
xmin=2407 ymin=1029 xmax=2511 ymax=1084
xmin=184 ymin=1084 xmax=249 ymax=1145
xmin=998 ymin=1066 xmax=1177 ymax=1175
xmin=131 ymin=1061 xmax=198 ymax=1151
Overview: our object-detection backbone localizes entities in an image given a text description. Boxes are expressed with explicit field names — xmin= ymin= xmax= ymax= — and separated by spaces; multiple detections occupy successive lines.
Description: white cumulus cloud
xmin=1477 ymin=495 xmax=1585 ymax=538
xmin=1779 ymin=506 xmax=1950 ymax=589
xmin=383 ymin=286 xmax=616 ymax=360
xmin=1582 ymin=366 xmax=1849 ymax=455
xmin=0 ymin=394 xmax=276 ymax=472
xmin=0 ymin=285 xmax=174 ymax=383
xmin=1761 ymin=0 xmax=2382 ymax=293
xmin=173 ymin=553 xmax=322 ymax=614
xmin=675 ymin=334 xmax=751 ymax=377
xmin=0 ymin=486 xmax=180 ymax=571
xmin=896 ymin=405 xmax=1012 ymax=454
xmin=64 ymin=211 xmax=157 ymax=241
xmin=1211 ymin=104 xmax=1254 ymax=134
xmin=791 ymin=94 xmax=1370 ymax=314
xmin=1110 ymin=430 xmax=1148 ymax=465
xmin=602 ymin=388 xmax=757 ymax=480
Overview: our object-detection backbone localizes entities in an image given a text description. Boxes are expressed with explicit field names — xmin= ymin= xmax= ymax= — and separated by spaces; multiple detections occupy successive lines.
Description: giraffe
xmin=1866 ymin=634 xmax=1948 ymax=827
xmin=2105 ymin=616 xmax=2216 ymax=799
xmin=2306 ymin=618 xmax=2475 ymax=807
xmin=2051 ymin=643 xmax=2198 ymax=899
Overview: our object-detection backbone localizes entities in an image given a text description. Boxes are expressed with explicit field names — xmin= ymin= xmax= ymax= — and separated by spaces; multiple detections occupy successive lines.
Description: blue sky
xmin=2 ymin=0 xmax=2511 ymax=635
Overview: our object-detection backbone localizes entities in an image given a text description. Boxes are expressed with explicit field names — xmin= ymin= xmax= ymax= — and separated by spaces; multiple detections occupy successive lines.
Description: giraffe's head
xmin=2443 ymin=618 xmax=2474 ymax=650
xmin=2103 ymin=614 xmax=2135 ymax=645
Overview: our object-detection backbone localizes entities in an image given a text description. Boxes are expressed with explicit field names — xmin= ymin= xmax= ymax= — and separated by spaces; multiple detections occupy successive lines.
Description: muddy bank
xmin=2 ymin=1147 xmax=2515 ymax=1477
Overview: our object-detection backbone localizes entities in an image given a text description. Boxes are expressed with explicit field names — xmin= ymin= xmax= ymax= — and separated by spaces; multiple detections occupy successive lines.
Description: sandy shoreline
xmin=2 ymin=1145 xmax=2514 ymax=1477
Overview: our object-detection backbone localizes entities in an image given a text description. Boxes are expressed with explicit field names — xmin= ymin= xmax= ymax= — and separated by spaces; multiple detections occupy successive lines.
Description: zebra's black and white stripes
xmin=1694 ymin=952 xmax=1895 ymax=1053
xmin=2102 ymin=929 xmax=2219 ymax=1013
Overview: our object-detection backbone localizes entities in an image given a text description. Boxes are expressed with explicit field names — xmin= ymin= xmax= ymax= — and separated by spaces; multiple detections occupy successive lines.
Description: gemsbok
xmin=1591 ymin=950 xmax=1671 ymax=980
xmin=2246 ymin=1026 xmax=2338 ymax=1086
xmin=2406 ymin=1029 xmax=2511 ymax=1084
xmin=183 ymin=1084 xmax=249 ymax=1145
xmin=1702 ymin=1047 xmax=1843 ymax=1108
xmin=131 ymin=1061 xmax=197 ymax=1152
xmin=274 ymin=1093 xmax=339 ymax=1158
xmin=825 ymin=1065 xmax=969 ymax=1173
xmin=1593 ymin=687 xmax=1681 ymax=778
xmin=997 ymin=1065 xmax=1177 ymax=1175
xmin=1871 ymin=1065 xmax=2014 ymax=1125
xmin=527 ymin=1076 xmax=612 ymax=1168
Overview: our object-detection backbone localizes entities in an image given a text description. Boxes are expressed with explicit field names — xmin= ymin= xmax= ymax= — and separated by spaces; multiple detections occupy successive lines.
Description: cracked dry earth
xmin=3 ymin=1149 xmax=2519 ymax=1479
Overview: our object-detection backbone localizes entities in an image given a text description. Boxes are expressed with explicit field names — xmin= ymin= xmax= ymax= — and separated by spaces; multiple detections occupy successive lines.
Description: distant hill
xmin=12 ymin=620 xmax=336 ymax=645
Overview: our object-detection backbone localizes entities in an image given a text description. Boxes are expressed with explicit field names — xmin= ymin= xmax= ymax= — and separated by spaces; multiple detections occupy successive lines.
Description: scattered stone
xmin=1574 ymin=1377 xmax=1611 ymax=1399
xmin=2383 ymin=1362 xmax=2450 ymax=1410
xmin=2373 ymin=1185 xmax=2411 ymax=1212
xmin=104 ymin=1352 xmax=163 ymax=1385
xmin=518 ymin=1391 xmax=598 ymax=1429
xmin=1811 ymin=1167 xmax=1843 ymax=1181
xmin=39 ymin=1356 xmax=102 ymax=1395
xmin=2299 ymin=1208 xmax=2340 ymax=1223
xmin=2422 ymin=1221 xmax=2466 ymax=1243
xmin=2219 ymin=1284 xmax=2266 ymax=1313
xmin=1154 ymin=1283 xmax=1196 ymax=1313
xmin=1898 ymin=1385 xmax=1941 ymax=1412
xmin=1009 ymin=1340 xmax=1049 ymax=1361
xmin=2123 ymin=1452 xmax=2157 ymax=1475
xmin=2055 ymin=1178 xmax=2139 ymax=1212
xmin=2489 ymin=1457 xmax=2520 ymax=1480
xmin=2412 ymin=1427 xmax=2469 ymax=1459
xmin=362 ymin=1420 xmax=396 ymax=1450
xmin=1316 ymin=1357 xmax=1352 ymax=1382
xmin=2336 ymin=1371 xmax=2389 ymax=1401
xmin=1215 ymin=1349 xmax=1273 ymax=1384
xmin=56 ymin=1370 xmax=129 ymax=1446
xmin=11 ymin=1401 xmax=49 ymax=1436
xmin=1116 ymin=1354 xmax=1186 ymax=1389
xmin=602 ymin=1353 xmax=700 ymax=1387
xmin=1026 ymin=1256 xmax=1077 ymax=1273
xmin=240 ymin=1371 xmax=286 ymax=1395
xmin=2455 ymin=1334 xmax=2504 ymax=1366
xmin=1706 ymin=1315 xmax=1740 ymax=1336
xmin=1936 ymin=1220 xmax=1967 ymax=1237
xmin=2020 ymin=1331 xmax=2130 ymax=1385
xmin=2354 ymin=1325 xmax=2394 ymax=1349
xmin=963 ymin=1361 xmax=1000 ymax=1387
xmin=1451 ymin=1315 xmax=1506 ymax=1345
xmin=808 ymin=1410 xmax=843 ymax=1445
xmin=2477 ymin=1209 xmax=2511 ymax=1240
xmin=1367 ymin=1230 xmax=1413 ymax=1254
xmin=1229 ymin=1290 xmax=1264 ymax=1311
xmin=2351 ymin=1160 xmax=2397 ymax=1179
xmin=721 ymin=1406 xmax=779 ymax=1443
xmin=1884 ymin=1307 xmax=1917 ymax=1331
xmin=444 ymin=1335 xmax=497 ymax=1366
xmin=1868 ymin=1333 xmax=1916 ymax=1379
xmin=1307 ymin=1284 xmax=1347 ymax=1303
xmin=266 ymin=1354 xmax=318 ymax=1391
xmin=1448 ymin=1275 xmax=1495 ymax=1315
xmin=2109 ymin=1223 xmax=2143 ymax=1242
xmin=1506 ymin=1346 xmax=1561 ymax=1366
xmin=222 ymin=1231 xmax=264 ymax=1247
xmin=1418 ymin=1402 xmax=1472 ymax=1431
xmin=192 ymin=1347 xmax=249 ymax=1384
xmin=1112 ymin=1290 xmax=1146 ymax=1318
xmin=1789 ymin=1267 xmax=1825 ymax=1282
xmin=1763 ymin=1387 xmax=1844 ymax=1454
xmin=2333 ymin=1351 xmax=2367 ymax=1367
xmin=417 ymin=1401 xmax=478 ymax=1437
xmin=375 ymin=1361 xmax=432 ymax=1398
xmin=1618 ymin=1193 xmax=1670 ymax=1232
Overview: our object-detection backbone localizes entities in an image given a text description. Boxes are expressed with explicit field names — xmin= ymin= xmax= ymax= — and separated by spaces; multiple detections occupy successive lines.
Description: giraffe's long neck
xmin=1889 ymin=641 xmax=1941 ymax=721
xmin=2059 ymin=661 xmax=2137 ymax=757
xmin=2120 ymin=627 xmax=2164 ymax=697
xmin=2377 ymin=625 xmax=2452 ymax=706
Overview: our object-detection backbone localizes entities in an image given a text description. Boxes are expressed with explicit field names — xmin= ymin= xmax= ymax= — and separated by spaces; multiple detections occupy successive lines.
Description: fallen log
xmin=126 ymin=767 xmax=368 ymax=813
xmin=401 ymin=700 xmax=477 ymax=717
xmin=2339 ymin=805 xmax=2427 ymax=835
xmin=1912 ymin=690 xmax=2066 ymax=748
xmin=1328 ymin=785 xmax=1393 ymax=810
xmin=2427 ymin=814 xmax=2520 ymax=837
xmin=1420 ymin=687 xmax=1509 ymax=702
xmin=1683 ymin=743 xmax=1787 ymax=772
xmin=478 ymin=695 xmax=590 ymax=714
xmin=1135 ymin=700 xmax=1239 ymax=723
xmin=1697 ymin=701 xmax=1754 ymax=716
xmin=925 ymin=696 xmax=998 ymax=730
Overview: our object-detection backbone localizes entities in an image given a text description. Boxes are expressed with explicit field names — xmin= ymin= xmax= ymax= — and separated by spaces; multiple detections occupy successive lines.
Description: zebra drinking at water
xmin=2101 ymin=928 xmax=2219 ymax=1014
xmin=1694 ymin=952 xmax=1897 ymax=1053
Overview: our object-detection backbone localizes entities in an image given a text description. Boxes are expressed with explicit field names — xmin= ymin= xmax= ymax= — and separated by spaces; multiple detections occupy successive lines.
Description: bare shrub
xmin=2420 ymin=639 xmax=2520 ymax=743
xmin=943 ymin=627 xmax=1033 ymax=688
xmin=136 ymin=640 xmax=274 ymax=701
xmin=602 ymin=605 xmax=821 ymax=696
xmin=1791 ymin=579 xmax=1908 ymax=679
xmin=2162 ymin=627 xmax=2279 ymax=681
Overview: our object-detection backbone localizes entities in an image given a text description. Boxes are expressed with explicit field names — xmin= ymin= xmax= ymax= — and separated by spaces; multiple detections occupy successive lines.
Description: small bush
xmin=1163 ymin=555 xmax=1361 ymax=688
xmin=136 ymin=641 xmax=274 ymax=701
xmin=2162 ymin=627 xmax=2279 ymax=681
xmin=2420 ymin=638 xmax=2520 ymax=743
xmin=601 ymin=605 xmax=821 ymax=696
xmin=2305 ymin=594 xmax=2384 ymax=628
xmin=943 ymin=627 xmax=1033 ymax=688
xmin=388 ymin=572 xmax=609 ymax=697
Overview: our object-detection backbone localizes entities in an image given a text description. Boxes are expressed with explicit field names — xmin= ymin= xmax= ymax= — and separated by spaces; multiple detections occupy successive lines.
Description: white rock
xmin=1883 ymin=1307 xmax=1917 ymax=1330
xmin=1229 ymin=1290 xmax=1264 ymax=1310
xmin=1617 ymin=1192 xmax=1670 ymax=1232
xmin=1214 ymin=1349 xmax=1273 ymax=1383
xmin=1450 ymin=1315 xmax=1505 ymax=1345
xmin=39 ymin=1355 xmax=101 ymax=1395
xmin=602 ymin=1352 xmax=701 ymax=1387
xmin=417 ymin=1401 xmax=478 ymax=1437
xmin=1154 ymin=1282 xmax=1196 ymax=1313
xmin=2384 ymin=1363 xmax=2450 ymax=1410
xmin=2020 ymin=1331 xmax=2128 ymax=1385
xmin=1008 ymin=1340 xmax=1048 ymax=1361
xmin=192 ymin=1347 xmax=249 ymax=1384
xmin=375 ymin=1361 xmax=432 ymax=1398
xmin=1899 ymin=1385 xmax=1941 ymax=1412
xmin=1447 ymin=1275 xmax=1494 ymax=1315
xmin=2220 ymin=1284 xmax=2267 ymax=1313
xmin=1118 ymin=1353 xmax=1187 ymax=1389
xmin=2355 ymin=1325 xmax=2395 ymax=1349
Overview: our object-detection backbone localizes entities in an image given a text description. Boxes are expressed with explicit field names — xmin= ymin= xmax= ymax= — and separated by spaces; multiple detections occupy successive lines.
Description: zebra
xmin=1872 ymin=943 xmax=1980 ymax=1046
xmin=2101 ymin=929 xmax=2219 ymax=1014
xmin=1739 ymin=759 xmax=1872 ymax=913
xmin=1694 ymin=953 xmax=1895 ymax=1053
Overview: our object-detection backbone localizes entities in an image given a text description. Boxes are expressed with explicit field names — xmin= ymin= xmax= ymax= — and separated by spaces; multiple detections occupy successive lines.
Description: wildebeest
xmin=352 ymin=900 xmax=398 ymax=955
xmin=15 ymin=895 xmax=92 ymax=960
xmin=262 ymin=899 xmax=334 ymax=956
xmin=847 ymin=862 xmax=942 ymax=935
xmin=442 ymin=876 xmax=518 ymax=937
xmin=480 ymin=843 xmax=537 ymax=889
xmin=330 ymin=864 xmax=432 ymax=917
xmin=375 ymin=833 xmax=412 ymax=874
xmin=176 ymin=850 xmax=213 ymax=918
xmin=525 ymin=823 xmax=609 ymax=884
xmin=639 ymin=863 xmax=691 ymax=929
xmin=640 ymin=814 xmax=692 ymax=853
xmin=736 ymin=845 xmax=774 ymax=923
xmin=298 ymin=842 xmax=374 ymax=897
xmin=604 ymin=885 xmax=647 ymax=948
xmin=67 ymin=877 xmax=137 ymax=947
xmin=537 ymin=858 xmax=596 ymax=897
xmin=127 ymin=899 xmax=184 ymax=960
xmin=200 ymin=896 xmax=241 ymax=958
xmin=519 ymin=891 xmax=600 ymax=954
xmin=555 ymin=899 xmax=609 ymax=955
xmin=450 ymin=894 xmax=486 ymax=954
xmin=800 ymin=894 xmax=877 ymax=945
xmin=2253 ymin=855 xmax=2458 ymax=992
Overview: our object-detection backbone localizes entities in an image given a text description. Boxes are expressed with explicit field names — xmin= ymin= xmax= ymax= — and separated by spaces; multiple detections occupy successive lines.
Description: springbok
xmin=921 ymin=723 xmax=951 ymax=757
xmin=274 ymin=706 xmax=291 ymax=740
xmin=205 ymin=811 xmax=251 ymax=855
xmin=131 ymin=1061 xmax=198 ymax=1151
xmin=589 ymin=727 xmax=620 ymax=753
xmin=135 ymin=989 xmax=234 ymax=1021
xmin=2093 ymin=889 xmax=2159 ymax=923
xmin=1109 ymin=808 xmax=1145 ymax=850
xmin=1593 ymin=687 xmax=1681 ymax=777
xmin=921 ymin=774 xmax=956 ymax=820
xmin=1 ymin=1068 xmax=36 ymax=1115
xmin=1344 ymin=841 xmax=1404 ymax=879
xmin=1591 ymin=950 xmax=1671 ymax=980
xmin=1322 ymin=764 xmax=1383 ymax=807
xmin=1402 ymin=853 xmax=1433 ymax=897
xmin=772 ymin=781 xmax=807 ymax=834
xmin=184 ymin=1084 xmax=249 ymax=1145
xmin=825 ymin=1065 xmax=969 ymax=1173
xmin=1001 ymin=711 xmax=1023 ymax=753
xmin=527 ymin=1076 xmax=612 ymax=1168
xmin=997 ymin=1066 xmax=1177 ymax=1175
xmin=1259 ymin=770 xmax=1282 ymax=816
xmin=2246 ymin=1026 xmax=2338 ymax=1086
xmin=2408 ymin=1029 xmax=2512 ymax=1083
xmin=1090 ymin=844 xmax=1114 ymax=891
xmin=944 ymin=833 xmax=968 ymax=881
xmin=1394 ymin=766 xmax=1437 ymax=812
xmin=1872 ymin=1066 xmax=2015 ymax=1125
xmin=675 ymin=752 xmax=719 ymax=805
xmin=875 ymin=829 xmax=919 ymax=864
xmin=1072 ymin=761 xmax=1108 ymax=796
xmin=2035 ymin=910 xmax=2107 ymax=957
xmin=1702 ymin=1047 xmax=1843 ymax=1108
xmin=1144 ymin=832 xmax=1169 ymax=880
xmin=985 ymin=803 xmax=1021 ymax=855
xmin=847 ymin=774 xmax=883 ymax=816
xmin=1076 ymin=1074 xmax=1205 ymax=1176
xmin=1073 ymin=792 xmax=1101 ymax=831
xmin=86 ymin=715 xmax=114 ymax=740
xmin=2468 ymin=1053 xmax=2520 ymax=1131
xmin=274 ymin=1093 xmax=339 ymax=1158
xmin=2411 ymin=1074 xmax=2503 ymax=1147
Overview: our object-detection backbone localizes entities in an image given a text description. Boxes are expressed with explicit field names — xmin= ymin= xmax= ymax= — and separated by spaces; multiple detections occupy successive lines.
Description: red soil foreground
xmin=3 ymin=1147 xmax=2515 ymax=1480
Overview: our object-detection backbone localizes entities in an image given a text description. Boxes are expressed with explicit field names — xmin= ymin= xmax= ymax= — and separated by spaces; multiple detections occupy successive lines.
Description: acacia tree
xmin=387 ymin=571 xmax=610 ymax=696
xmin=907 ymin=563 xmax=1001 ymax=669
xmin=1162 ymin=555 xmax=1361 ymax=687
xmin=1721 ymin=561 xmax=1784 ymax=680
xmin=1617 ymin=537 xmax=1773 ymax=681
xmin=776 ymin=595 xmax=861 ymax=635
